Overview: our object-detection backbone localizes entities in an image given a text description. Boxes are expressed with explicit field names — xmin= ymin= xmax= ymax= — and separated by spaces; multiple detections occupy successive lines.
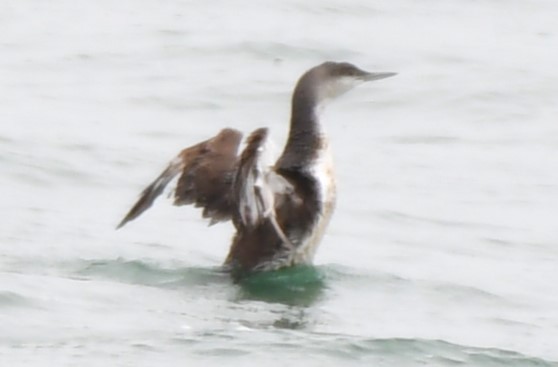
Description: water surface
xmin=1 ymin=0 xmax=557 ymax=365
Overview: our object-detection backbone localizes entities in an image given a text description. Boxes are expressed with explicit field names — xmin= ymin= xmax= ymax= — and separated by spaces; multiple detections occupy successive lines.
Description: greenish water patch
xmin=236 ymin=266 xmax=327 ymax=306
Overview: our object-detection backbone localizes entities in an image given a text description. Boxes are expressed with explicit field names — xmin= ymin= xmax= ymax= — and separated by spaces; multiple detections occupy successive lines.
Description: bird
xmin=117 ymin=61 xmax=396 ymax=278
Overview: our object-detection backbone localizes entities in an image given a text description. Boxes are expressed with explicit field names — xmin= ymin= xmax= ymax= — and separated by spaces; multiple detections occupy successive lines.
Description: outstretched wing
xmin=117 ymin=128 xmax=243 ymax=229
xmin=233 ymin=128 xmax=296 ymax=248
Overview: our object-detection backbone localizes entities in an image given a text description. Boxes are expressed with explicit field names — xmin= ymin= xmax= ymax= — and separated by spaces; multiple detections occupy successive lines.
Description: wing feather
xmin=117 ymin=128 xmax=243 ymax=229
xmin=234 ymin=128 xmax=295 ymax=249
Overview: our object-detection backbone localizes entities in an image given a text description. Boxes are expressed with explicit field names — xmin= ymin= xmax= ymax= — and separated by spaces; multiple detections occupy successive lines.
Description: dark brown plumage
xmin=116 ymin=128 xmax=242 ymax=229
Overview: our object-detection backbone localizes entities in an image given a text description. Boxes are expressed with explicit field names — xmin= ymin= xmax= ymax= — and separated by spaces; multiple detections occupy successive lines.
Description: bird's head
xmin=293 ymin=61 xmax=396 ymax=109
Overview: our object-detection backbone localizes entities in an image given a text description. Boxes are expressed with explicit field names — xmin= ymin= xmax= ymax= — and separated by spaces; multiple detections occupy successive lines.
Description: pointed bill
xmin=360 ymin=71 xmax=397 ymax=82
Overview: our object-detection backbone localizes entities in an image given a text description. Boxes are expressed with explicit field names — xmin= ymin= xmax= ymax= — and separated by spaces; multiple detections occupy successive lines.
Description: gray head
xmin=292 ymin=61 xmax=396 ymax=109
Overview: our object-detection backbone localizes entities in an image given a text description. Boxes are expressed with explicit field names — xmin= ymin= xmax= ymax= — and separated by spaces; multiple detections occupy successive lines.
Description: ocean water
xmin=1 ymin=0 xmax=558 ymax=365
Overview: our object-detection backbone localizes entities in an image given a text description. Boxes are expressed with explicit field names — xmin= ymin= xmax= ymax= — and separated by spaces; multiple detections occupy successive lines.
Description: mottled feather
xmin=233 ymin=128 xmax=295 ymax=249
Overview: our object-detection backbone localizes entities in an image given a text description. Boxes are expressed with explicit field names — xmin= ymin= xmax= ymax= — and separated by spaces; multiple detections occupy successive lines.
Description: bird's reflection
xmin=230 ymin=266 xmax=326 ymax=331
xmin=231 ymin=266 xmax=326 ymax=331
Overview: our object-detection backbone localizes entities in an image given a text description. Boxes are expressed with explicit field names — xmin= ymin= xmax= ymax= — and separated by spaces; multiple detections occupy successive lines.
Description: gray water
xmin=2 ymin=0 xmax=558 ymax=366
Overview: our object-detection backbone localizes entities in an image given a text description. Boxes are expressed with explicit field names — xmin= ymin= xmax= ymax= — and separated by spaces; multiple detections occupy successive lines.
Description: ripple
xmin=74 ymin=258 xmax=228 ymax=288
xmin=0 ymin=291 xmax=36 ymax=309
xmin=306 ymin=336 xmax=556 ymax=366
xmin=318 ymin=263 xmax=409 ymax=285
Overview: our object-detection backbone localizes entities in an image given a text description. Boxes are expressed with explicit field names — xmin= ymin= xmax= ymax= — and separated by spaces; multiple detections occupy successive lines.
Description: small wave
xmin=318 ymin=263 xmax=409 ymax=285
xmin=368 ymin=338 xmax=556 ymax=367
xmin=321 ymin=263 xmax=510 ymax=306
xmin=307 ymin=336 xmax=556 ymax=366
xmin=0 ymin=291 xmax=36 ymax=309
xmin=74 ymin=258 xmax=228 ymax=288
xmin=73 ymin=260 xmax=353 ymax=305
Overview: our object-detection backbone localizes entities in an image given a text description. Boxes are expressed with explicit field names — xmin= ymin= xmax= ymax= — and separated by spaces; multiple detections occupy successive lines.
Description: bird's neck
xmin=276 ymin=90 xmax=325 ymax=171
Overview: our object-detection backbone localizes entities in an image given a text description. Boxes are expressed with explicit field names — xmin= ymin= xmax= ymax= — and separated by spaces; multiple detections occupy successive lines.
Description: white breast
xmin=292 ymin=138 xmax=337 ymax=264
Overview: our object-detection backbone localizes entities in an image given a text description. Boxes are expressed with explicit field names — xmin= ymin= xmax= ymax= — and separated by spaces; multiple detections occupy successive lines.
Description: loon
xmin=117 ymin=61 xmax=395 ymax=276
